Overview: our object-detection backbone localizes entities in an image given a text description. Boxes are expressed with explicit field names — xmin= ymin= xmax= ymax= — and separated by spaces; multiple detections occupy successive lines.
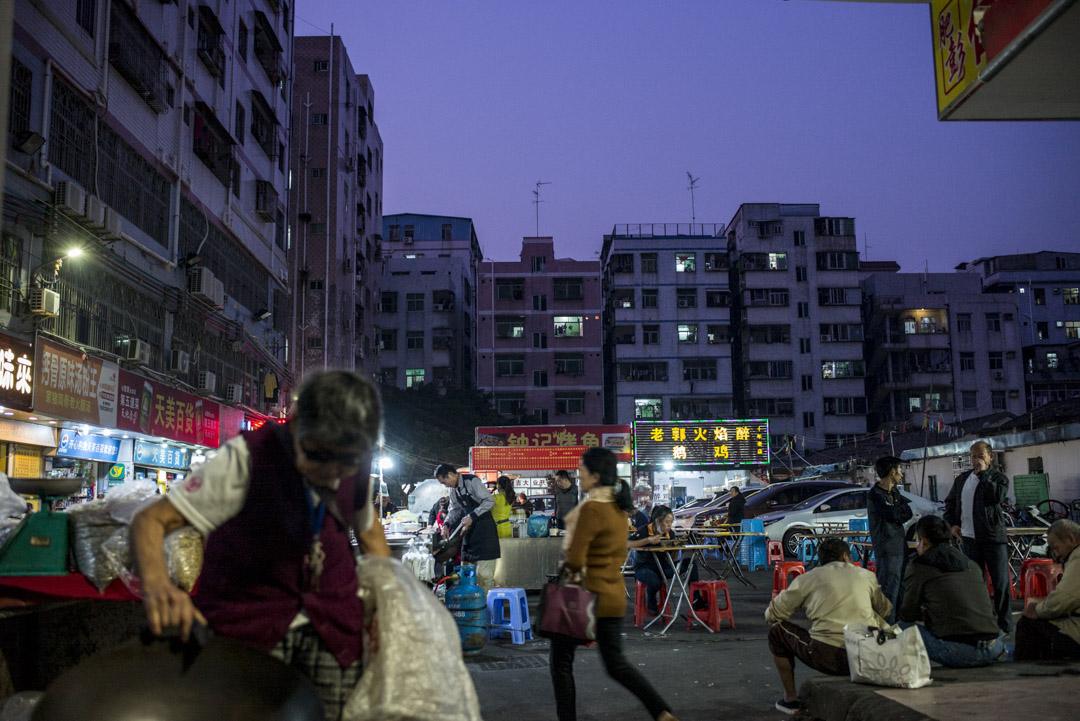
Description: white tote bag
xmin=843 ymin=623 xmax=932 ymax=689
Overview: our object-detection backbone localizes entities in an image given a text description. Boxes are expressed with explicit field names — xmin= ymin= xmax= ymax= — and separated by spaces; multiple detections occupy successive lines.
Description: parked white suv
xmin=758 ymin=486 xmax=942 ymax=557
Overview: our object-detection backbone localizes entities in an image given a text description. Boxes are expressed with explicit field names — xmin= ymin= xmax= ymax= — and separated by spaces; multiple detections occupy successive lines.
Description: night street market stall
xmin=470 ymin=424 xmax=633 ymax=589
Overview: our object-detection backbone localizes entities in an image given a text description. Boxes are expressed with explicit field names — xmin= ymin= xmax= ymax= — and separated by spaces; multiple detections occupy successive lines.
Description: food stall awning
xmin=470 ymin=445 xmax=590 ymax=472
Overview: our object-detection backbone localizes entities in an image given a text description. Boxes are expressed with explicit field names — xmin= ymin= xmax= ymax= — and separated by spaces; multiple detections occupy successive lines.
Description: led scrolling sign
xmin=633 ymin=419 xmax=770 ymax=467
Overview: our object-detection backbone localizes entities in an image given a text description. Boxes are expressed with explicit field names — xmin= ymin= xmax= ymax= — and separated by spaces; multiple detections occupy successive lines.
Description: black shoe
xmin=692 ymin=598 xmax=709 ymax=612
xmin=647 ymin=604 xmax=660 ymax=616
xmin=775 ymin=698 xmax=800 ymax=715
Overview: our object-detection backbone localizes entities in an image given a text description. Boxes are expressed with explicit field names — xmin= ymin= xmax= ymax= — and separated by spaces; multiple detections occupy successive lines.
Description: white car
xmin=758 ymin=486 xmax=942 ymax=557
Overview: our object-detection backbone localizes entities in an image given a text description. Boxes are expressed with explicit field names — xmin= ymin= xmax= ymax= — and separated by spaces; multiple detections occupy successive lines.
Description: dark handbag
xmin=535 ymin=567 xmax=597 ymax=642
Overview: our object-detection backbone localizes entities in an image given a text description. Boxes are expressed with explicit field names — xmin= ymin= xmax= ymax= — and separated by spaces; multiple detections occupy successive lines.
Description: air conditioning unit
xmin=103 ymin=207 xmax=122 ymax=238
xmin=1053 ymin=287 xmax=1061 ymax=295
xmin=29 ymin=287 xmax=61 ymax=316
xmin=402 ymin=236 xmax=413 ymax=244
xmin=820 ymin=335 xmax=831 ymax=342
xmin=169 ymin=349 xmax=190 ymax=374
xmin=432 ymin=303 xmax=446 ymax=311
xmin=994 ymin=371 xmax=1005 ymax=380
xmin=55 ymin=180 xmax=87 ymax=216
xmin=188 ymin=267 xmax=217 ymax=303
xmin=210 ymin=277 xmax=226 ymax=309
xmin=197 ymin=371 xmax=217 ymax=395
xmin=124 ymin=339 xmax=151 ymax=366
xmin=677 ymin=299 xmax=690 ymax=308
xmin=225 ymin=383 xmax=243 ymax=403
xmin=84 ymin=196 xmax=106 ymax=229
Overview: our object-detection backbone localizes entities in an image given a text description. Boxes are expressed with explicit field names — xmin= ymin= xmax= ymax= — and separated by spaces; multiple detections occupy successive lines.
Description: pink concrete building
xmin=477 ymin=239 xmax=604 ymax=424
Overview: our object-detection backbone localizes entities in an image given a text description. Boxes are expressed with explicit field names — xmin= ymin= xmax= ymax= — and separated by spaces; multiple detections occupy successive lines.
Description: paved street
xmin=467 ymin=569 xmax=795 ymax=721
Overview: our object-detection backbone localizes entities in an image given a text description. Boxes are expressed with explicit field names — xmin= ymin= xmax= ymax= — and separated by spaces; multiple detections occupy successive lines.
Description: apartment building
xmin=377 ymin=214 xmax=481 ymax=390
xmin=728 ymin=204 xmax=866 ymax=451
xmin=861 ymin=271 xmax=1026 ymax=427
xmin=478 ymin=238 xmax=603 ymax=423
xmin=960 ymin=252 xmax=1080 ymax=407
xmin=290 ymin=35 xmax=384 ymax=378
xmin=600 ymin=224 xmax=733 ymax=426
xmin=4 ymin=0 xmax=292 ymax=414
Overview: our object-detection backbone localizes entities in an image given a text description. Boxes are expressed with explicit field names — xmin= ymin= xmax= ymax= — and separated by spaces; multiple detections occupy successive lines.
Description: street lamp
xmin=33 ymin=247 xmax=84 ymax=280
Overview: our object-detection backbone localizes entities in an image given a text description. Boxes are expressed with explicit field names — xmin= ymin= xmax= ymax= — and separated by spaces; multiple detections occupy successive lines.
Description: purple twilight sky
xmin=295 ymin=1 xmax=1080 ymax=271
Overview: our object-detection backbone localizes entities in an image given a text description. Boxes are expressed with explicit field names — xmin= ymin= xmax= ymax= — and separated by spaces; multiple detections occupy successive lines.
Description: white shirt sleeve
xmin=167 ymin=436 xmax=251 ymax=536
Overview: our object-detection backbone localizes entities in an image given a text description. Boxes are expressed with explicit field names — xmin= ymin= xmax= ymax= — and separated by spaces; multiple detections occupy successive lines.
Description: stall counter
xmin=493 ymin=536 xmax=564 ymax=591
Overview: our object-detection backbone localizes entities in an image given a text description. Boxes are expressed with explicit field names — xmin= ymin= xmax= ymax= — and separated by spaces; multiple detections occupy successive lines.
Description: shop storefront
xmin=48 ymin=428 xmax=123 ymax=501
xmin=132 ymin=439 xmax=190 ymax=494
xmin=0 ymin=419 xmax=57 ymax=511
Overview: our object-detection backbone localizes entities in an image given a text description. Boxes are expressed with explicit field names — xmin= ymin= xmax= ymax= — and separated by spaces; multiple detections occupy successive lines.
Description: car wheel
xmin=782 ymin=528 xmax=805 ymax=558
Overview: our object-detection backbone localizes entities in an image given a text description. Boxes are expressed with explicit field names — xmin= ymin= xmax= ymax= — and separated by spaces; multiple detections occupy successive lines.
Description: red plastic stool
xmin=866 ymin=561 xmax=876 ymax=573
xmin=1018 ymin=558 xmax=1055 ymax=599
xmin=686 ymin=580 xmax=734 ymax=631
xmin=1023 ymin=562 xmax=1063 ymax=601
xmin=633 ymin=581 xmax=672 ymax=627
xmin=766 ymin=540 xmax=784 ymax=566
xmin=772 ymin=561 xmax=805 ymax=599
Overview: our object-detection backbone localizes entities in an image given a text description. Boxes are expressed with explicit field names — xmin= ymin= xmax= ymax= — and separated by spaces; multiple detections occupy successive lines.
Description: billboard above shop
xmin=57 ymin=429 xmax=122 ymax=463
xmin=0 ymin=332 xmax=35 ymax=412
xmin=470 ymin=445 xmax=589 ymax=472
xmin=116 ymin=371 xmax=220 ymax=448
xmin=633 ymin=420 xmax=770 ymax=467
xmin=474 ymin=424 xmax=632 ymax=460
xmin=34 ymin=337 xmax=119 ymax=426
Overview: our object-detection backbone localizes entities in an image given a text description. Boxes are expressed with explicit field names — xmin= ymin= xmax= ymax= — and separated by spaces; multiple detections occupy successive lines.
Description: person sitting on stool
xmin=629 ymin=505 xmax=703 ymax=616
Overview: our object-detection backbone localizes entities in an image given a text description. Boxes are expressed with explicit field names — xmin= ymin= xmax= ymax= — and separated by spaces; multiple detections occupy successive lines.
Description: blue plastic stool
xmin=487 ymin=588 xmax=532 ymax=644
xmin=739 ymin=519 xmax=767 ymax=571
xmin=848 ymin=518 xmax=869 ymax=532
xmin=800 ymin=538 xmax=819 ymax=565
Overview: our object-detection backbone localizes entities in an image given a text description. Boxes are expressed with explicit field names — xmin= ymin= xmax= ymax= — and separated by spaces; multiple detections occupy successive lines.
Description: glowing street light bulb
xmin=663 ymin=461 xmax=674 ymax=471
xmin=379 ymin=456 xmax=394 ymax=471
xmin=66 ymin=247 xmax=83 ymax=258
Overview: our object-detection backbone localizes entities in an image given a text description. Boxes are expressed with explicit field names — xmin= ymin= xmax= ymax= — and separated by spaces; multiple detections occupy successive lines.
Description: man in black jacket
xmin=943 ymin=441 xmax=1012 ymax=633
xmin=553 ymin=469 xmax=579 ymax=530
xmin=868 ymin=456 xmax=913 ymax=623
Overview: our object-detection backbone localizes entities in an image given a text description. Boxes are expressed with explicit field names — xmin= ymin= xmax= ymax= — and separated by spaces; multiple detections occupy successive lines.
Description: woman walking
xmin=549 ymin=447 xmax=679 ymax=721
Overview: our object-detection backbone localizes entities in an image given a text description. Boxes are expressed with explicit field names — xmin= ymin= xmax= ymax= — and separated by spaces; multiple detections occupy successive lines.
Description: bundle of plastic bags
xmin=67 ymin=500 xmax=125 ymax=592
xmin=343 ymin=556 xmax=481 ymax=721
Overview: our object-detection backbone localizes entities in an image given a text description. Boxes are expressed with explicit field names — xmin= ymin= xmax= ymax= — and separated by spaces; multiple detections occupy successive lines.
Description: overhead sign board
xmin=932 ymin=0 xmax=987 ymax=118
xmin=470 ymin=445 xmax=589 ymax=473
xmin=633 ymin=420 xmax=770 ymax=467
xmin=475 ymin=424 xmax=632 ymax=460
xmin=134 ymin=439 xmax=191 ymax=471
xmin=34 ymin=338 xmax=119 ymax=426
xmin=57 ymin=429 xmax=122 ymax=463
xmin=0 ymin=332 xmax=35 ymax=412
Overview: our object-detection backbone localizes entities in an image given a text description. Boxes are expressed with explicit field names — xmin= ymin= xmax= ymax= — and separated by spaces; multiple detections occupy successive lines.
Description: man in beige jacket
xmin=765 ymin=538 xmax=892 ymax=716
xmin=1015 ymin=519 xmax=1080 ymax=660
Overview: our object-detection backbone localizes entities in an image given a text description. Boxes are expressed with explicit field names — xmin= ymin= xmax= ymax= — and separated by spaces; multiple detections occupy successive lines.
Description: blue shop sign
xmin=57 ymin=429 xmax=122 ymax=463
xmin=134 ymin=439 xmax=190 ymax=470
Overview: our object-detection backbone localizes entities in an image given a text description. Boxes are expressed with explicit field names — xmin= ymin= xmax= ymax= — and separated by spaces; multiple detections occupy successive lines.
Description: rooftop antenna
xmin=686 ymin=172 xmax=700 ymax=226
xmin=863 ymin=232 xmax=871 ymax=261
xmin=532 ymin=180 xmax=551 ymax=236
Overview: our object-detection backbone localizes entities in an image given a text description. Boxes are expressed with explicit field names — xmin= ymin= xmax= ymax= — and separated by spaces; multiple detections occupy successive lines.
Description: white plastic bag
xmin=843 ymin=623 xmax=932 ymax=689
xmin=342 ymin=556 xmax=482 ymax=721
xmin=104 ymin=480 xmax=160 ymax=524
xmin=0 ymin=474 xmax=28 ymax=519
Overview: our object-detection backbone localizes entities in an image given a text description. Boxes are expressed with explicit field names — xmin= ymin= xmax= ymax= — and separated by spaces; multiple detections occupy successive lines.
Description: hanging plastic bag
xmin=0 ymin=474 xmax=28 ymax=519
xmin=342 ymin=556 xmax=482 ymax=721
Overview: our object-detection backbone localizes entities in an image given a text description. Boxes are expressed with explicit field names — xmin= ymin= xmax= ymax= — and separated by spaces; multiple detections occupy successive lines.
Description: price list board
xmin=633 ymin=420 xmax=769 ymax=467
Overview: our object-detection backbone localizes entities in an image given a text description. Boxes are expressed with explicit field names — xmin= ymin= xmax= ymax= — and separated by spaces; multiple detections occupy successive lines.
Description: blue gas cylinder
xmin=444 ymin=564 xmax=487 ymax=656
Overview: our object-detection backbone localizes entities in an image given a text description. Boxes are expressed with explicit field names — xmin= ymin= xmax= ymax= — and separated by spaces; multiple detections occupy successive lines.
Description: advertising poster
xmin=116 ymin=370 xmax=221 ymax=447
xmin=33 ymin=338 xmax=119 ymax=427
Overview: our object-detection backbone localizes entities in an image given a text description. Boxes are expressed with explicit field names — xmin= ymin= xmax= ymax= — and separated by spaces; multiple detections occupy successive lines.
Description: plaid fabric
xmin=270 ymin=624 xmax=363 ymax=721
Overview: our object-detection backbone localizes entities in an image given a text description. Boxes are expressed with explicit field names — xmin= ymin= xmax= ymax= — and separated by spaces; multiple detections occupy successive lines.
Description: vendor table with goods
xmin=638 ymin=543 xmax=719 ymax=634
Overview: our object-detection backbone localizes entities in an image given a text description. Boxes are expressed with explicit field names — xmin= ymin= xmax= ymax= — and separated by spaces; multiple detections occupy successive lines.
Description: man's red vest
xmin=194 ymin=424 xmax=366 ymax=667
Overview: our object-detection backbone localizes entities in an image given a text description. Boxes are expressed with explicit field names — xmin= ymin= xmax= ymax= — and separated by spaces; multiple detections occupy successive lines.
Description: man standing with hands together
xmin=944 ymin=441 xmax=1012 ymax=633
xmin=868 ymin=456 xmax=913 ymax=623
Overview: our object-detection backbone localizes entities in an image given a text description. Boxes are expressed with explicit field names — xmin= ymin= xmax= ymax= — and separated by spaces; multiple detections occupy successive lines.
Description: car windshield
xmin=791 ymin=491 xmax=839 ymax=511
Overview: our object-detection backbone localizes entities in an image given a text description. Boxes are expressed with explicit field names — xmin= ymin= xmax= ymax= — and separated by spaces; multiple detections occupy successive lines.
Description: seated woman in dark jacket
xmin=898 ymin=516 xmax=1006 ymax=667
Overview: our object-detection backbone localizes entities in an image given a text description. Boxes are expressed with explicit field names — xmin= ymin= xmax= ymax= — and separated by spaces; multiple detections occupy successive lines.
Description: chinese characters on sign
xmin=475 ymin=425 xmax=632 ymax=460
xmin=117 ymin=371 xmax=220 ymax=447
xmin=57 ymin=429 xmax=122 ymax=463
xmin=633 ymin=420 xmax=770 ymax=467
xmin=0 ymin=333 xmax=34 ymax=412
xmin=931 ymin=0 xmax=987 ymax=117
xmin=470 ymin=445 xmax=590 ymax=473
xmin=134 ymin=439 xmax=191 ymax=471
xmin=34 ymin=338 xmax=119 ymax=425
